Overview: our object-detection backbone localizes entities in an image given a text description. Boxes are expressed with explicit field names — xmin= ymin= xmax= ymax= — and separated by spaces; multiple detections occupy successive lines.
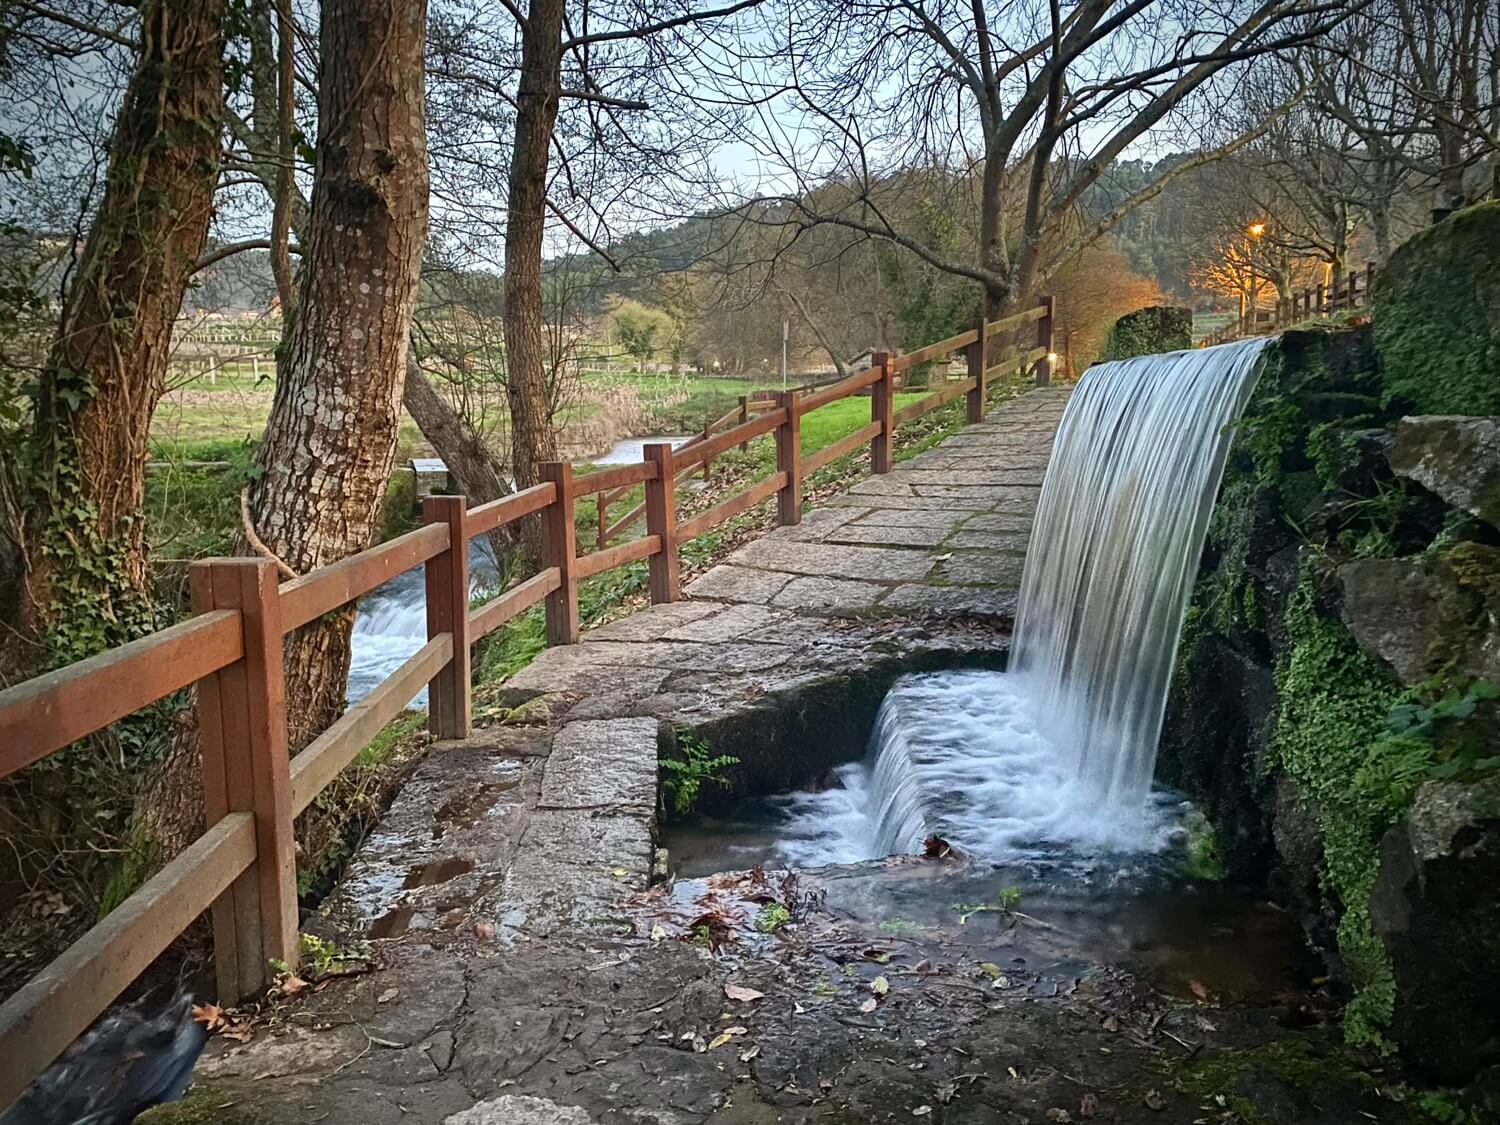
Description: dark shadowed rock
xmin=1370 ymin=781 xmax=1500 ymax=1082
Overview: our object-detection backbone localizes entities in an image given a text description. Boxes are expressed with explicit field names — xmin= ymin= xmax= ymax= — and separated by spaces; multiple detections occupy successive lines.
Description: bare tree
xmin=732 ymin=0 xmax=1343 ymax=316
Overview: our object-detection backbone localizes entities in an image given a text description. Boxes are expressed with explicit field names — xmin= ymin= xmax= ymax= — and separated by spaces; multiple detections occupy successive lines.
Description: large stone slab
xmin=961 ymin=512 xmax=1036 ymax=532
xmin=946 ymin=530 xmax=1030 ymax=551
xmin=895 ymin=468 xmax=1046 ymax=487
xmin=932 ymin=549 xmax=1027 ymax=586
xmin=826 ymin=493 xmax=991 ymax=511
xmin=852 ymin=508 xmax=973 ymax=529
xmin=771 ymin=575 xmax=889 ymax=611
xmin=446 ymin=1096 xmax=595 ymax=1125
xmin=824 ymin=522 xmax=950 ymax=548
xmin=881 ymin=584 xmax=1019 ymax=617
xmin=538 ymin=718 xmax=658 ymax=812
xmin=728 ymin=538 xmax=937 ymax=581
xmin=683 ymin=564 xmax=793 ymax=603
xmin=660 ymin=602 xmax=798 ymax=643
xmin=581 ymin=599 xmax=722 ymax=643
xmin=500 ymin=809 xmax=653 ymax=928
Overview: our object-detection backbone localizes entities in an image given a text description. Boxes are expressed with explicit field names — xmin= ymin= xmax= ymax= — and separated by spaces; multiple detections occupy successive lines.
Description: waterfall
xmin=1010 ymin=337 xmax=1270 ymax=806
xmin=774 ymin=339 xmax=1270 ymax=864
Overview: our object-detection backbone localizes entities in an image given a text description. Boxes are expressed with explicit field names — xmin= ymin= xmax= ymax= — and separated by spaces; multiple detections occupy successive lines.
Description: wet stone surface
xmin=149 ymin=389 xmax=1421 ymax=1122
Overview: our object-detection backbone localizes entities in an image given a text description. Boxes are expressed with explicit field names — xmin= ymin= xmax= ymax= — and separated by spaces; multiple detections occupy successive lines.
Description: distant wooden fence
xmin=1203 ymin=261 xmax=1377 ymax=346
xmin=595 ymin=297 xmax=1055 ymax=548
xmin=0 ymin=296 xmax=1054 ymax=1111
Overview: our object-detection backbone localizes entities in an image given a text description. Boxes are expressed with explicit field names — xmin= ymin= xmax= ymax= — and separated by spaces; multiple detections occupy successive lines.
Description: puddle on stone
xmin=402 ymin=857 xmax=474 ymax=889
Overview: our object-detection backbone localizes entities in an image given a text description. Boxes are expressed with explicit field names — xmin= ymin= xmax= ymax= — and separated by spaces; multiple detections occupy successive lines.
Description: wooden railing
xmin=594 ymin=298 xmax=1055 ymax=548
xmin=1203 ymin=261 xmax=1377 ymax=346
xmin=0 ymin=295 xmax=1054 ymax=1110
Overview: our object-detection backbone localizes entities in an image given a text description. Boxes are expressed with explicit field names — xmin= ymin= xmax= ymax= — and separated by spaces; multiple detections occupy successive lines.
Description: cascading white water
xmin=1009 ymin=337 xmax=1272 ymax=807
xmin=774 ymin=338 xmax=1271 ymax=864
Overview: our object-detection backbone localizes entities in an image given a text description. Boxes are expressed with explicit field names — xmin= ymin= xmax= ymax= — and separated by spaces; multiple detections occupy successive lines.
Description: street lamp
xmin=1247 ymin=221 xmax=1266 ymax=325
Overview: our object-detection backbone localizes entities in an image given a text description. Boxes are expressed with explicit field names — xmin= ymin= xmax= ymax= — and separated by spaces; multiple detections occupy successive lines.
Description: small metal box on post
xmin=538 ymin=462 xmax=580 ymax=644
xmin=643 ymin=442 xmax=681 ymax=602
xmin=966 ymin=318 xmax=988 ymax=423
xmin=191 ymin=556 xmax=298 ymax=1002
xmin=422 ymin=494 xmax=471 ymax=738
xmin=776 ymin=390 xmax=802 ymax=526
xmin=869 ymin=351 xmax=894 ymax=473
xmin=1031 ymin=295 xmax=1055 ymax=386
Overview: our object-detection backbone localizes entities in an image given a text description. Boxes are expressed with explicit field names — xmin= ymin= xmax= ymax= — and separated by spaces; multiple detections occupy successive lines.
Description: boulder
xmin=1097 ymin=306 xmax=1192 ymax=362
xmin=1390 ymin=415 xmax=1500 ymax=529
xmin=1338 ymin=549 xmax=1500 ymax=685
xmin=1370 ymin=780 xmax=1500 ymax=1082
xmin=1373 ymin=200 xmax=1500 ymax=416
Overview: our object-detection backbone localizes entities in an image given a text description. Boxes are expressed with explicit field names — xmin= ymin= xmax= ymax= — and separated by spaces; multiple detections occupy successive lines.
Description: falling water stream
xmin=726 ymin=338 xmax=1274 ymax=867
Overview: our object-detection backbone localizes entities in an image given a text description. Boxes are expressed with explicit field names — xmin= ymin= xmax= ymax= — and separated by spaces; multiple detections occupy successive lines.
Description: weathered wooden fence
xmin=1203 ymin=261 xmax=1377 ymax=346
xmin=0 ymin=296 xmax=1053 ymax=1110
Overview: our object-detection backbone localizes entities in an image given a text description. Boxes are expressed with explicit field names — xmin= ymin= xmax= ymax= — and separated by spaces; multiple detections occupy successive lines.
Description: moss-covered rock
xmin=1097 ymin=305 xmax=1192 ymax=361
xmin=1373 ymin=201 xmax=1500 ymax=416
xmin=1391 ymin=415 xmax=1500 ymax=530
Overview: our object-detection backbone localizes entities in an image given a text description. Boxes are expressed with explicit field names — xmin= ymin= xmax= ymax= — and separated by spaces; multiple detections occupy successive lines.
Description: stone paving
xmin=151 ymin=387 xmax=1091 ymax=1125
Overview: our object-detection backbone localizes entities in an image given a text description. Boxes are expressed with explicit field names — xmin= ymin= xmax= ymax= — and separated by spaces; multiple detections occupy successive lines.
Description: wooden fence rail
xmin=1203 ymin=261 xmax=1377 ymax=347
xmin=0 ymin=295 xmax=1054 ymax=1112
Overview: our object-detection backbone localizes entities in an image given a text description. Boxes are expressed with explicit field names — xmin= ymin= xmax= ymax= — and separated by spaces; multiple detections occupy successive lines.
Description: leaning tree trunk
xmin=402 ymin=357 xmax=515 ymax=557
xmin=502 ymin=0 xmax=566 ymax=555
xmin=16 ymin=0 xmax=223 ymax=665
xmin=246 ymin=0 xmax=429 ymax=752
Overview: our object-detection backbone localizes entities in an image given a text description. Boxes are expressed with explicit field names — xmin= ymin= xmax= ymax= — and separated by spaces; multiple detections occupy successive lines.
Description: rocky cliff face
xmin=1155 ymin=202 xmax=1500 ymax=1082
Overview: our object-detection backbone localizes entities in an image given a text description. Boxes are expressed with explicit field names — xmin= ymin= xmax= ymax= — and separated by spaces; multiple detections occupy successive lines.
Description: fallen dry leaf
xmin=1144 ymin=1089 xmax=1166 ymax=1111
xmin=279 ymin=975 xmax=310 ymax=998
xmin=377 ymin=988 xmax=398 ymax=1004
xmin=650 ymin=924 xmax=668 ymax=942
xmin=1079 ymin=1093 xmax=1099 ymax=1118
xmin=1189 ymin=980 xmax=1210 ymax=1001
xmin=739 ymin=1044 xmax=760 ymax=1063
xmin=1046 ymin=1110 xmax=1072 ymax=1123
xmin=1101 ymin=1015 xmax=1121 ymax=1033
xmin=912 ymin=1106 xmax=932 ymax=1117
xmin=192 ymin=1003 xmax=226 ymax=1032
xmin=473 ymin=921 xmax=497 ymax=941
xmin=871 ymin=976 xmax=890 ymax=996
xmin=708 ymin=1032 xmax=737 ymax=1050
xmin=724 ymin=984 xmax=765 ymax=1003
xmin=859 ymin=998 xmax=878 ymax=1014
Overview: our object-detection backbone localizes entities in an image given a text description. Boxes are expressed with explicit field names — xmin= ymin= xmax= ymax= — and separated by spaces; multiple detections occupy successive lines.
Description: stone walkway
xmin=150 ymin=387 xmax=1138 ymax=1125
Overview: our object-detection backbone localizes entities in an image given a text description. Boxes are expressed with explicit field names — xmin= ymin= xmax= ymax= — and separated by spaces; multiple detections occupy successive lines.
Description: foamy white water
xmin=346 ymin=541 xmax=500 ymax=707
xmin=772 ymin=670 xmax=1185 ymax=867
xmin=773 ymin=339 xmax=1270 ymax=866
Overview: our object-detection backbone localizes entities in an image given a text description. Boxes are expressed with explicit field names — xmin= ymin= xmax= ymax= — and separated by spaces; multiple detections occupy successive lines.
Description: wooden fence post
xmin=966 ymin=319 xmax=988 ymax=423
xmin=1315 ymin=280 xmax=1326 ymax=316
xmin=870 ymin=352 xmax=894 ymax=474
xmin=1347 ymin=269 xmax=1357 ymax=310
xmin=1365 ymin=261 xmax=1376 ymax=307
xmin=1031 ymin=295 xmax=1055 ymax=386
xmin=538 ymin=462 xmax=580 ymax=644
xmin=776 ymin=390 xmax=802 ymax=526
xmin=700 ymin=423 xmax=712 ymax=480
xmin=596 ymin=494 xmax=608 ymax=550
xmin=191 ymin=557 xmax=297 ymax=1003
xmin=422 ymin=494 xmax=471 ymax=739
xmin=643 ymin=443 xmax=680 ymax=602
xmin=737 ymin=396 xmax=750 ymax=453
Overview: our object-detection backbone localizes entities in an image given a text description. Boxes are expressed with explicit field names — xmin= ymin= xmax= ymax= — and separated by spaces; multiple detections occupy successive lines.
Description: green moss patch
xmin=1373 ymin=201 xmax=1500 ymax=416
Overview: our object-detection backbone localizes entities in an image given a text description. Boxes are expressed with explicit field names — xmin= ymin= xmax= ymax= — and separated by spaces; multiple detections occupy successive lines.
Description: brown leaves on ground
xmin=192 ymin=1002 xmax=253 ymax=1043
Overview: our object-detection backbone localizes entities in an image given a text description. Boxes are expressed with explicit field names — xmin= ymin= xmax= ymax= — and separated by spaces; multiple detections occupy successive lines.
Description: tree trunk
xmin=247 ymin=0 xmax=429 ymax=752
xmin=16 ymin=0 xmax=223 ymax=666
xmin=503 ymin=0 xmax=566 ymax=555
xmin=403 ymin=357 xmax=515 ymax=557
